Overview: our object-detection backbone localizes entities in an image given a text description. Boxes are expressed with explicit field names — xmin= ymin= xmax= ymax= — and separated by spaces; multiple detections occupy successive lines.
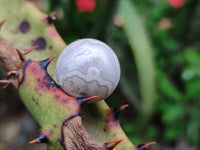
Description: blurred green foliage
xmin=37 ymin=0 xmax=200 ymax=148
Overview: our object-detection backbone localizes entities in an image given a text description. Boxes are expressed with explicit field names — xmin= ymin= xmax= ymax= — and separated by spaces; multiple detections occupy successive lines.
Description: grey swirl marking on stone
xmin=61 ymin=74 xmax=109 ymax=100
xmin=56 ymin=38 xmax=120 ymax=102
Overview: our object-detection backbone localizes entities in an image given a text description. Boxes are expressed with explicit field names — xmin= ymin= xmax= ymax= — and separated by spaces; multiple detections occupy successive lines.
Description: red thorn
xmin=105 ymin=139 xmax=123 ymax=150
xmin=119 ymin=104 xmax=129 ymax=111
xmin=47 ymin=12 xmax=56 ymax=24
xmin=0 ymin=80 xmax=11 ymax=84
xmin=0 ymin=80 xmax=11 ymax=89
xmin=39 ymin=56 xmax=55 ymax=69
xmin=136 ymin=142 xmax=156 ymax=150
xmin=16 ymin=49 xmax=25 ymax=61
xmin=3 ymin=84 xmax=9 ymax=89
xmin=16 ymin=46 xmax=38 ymax=61
xmin=29 ymin=134 xmax=48 ymax=144
xmin=112 ymin=104 xmax=128 ymax=121
xmin=48 ymin=56 xmax=55 ymax=63
xmin=24 ymin=45 xmax=38 ymax=55
xmin=77 ymin=95 xmax=98 ymax=106
xmin=29 ymin=139 xmax=39 ymax=144
xmin=7 ymin=71 xmax=19 ymax=78
xmin=0 ymin=70 xmax=19 ymax=88
xmin=0 ymin=20 xmax=6 ymax=29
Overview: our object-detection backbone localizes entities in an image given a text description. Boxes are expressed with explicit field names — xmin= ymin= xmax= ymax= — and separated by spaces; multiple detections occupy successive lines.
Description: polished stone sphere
xmin=56 ymin=38 xmax=120 ymax=102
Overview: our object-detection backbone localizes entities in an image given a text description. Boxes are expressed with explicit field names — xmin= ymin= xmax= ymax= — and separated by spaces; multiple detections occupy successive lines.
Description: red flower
xmin=168 ymin=0 xmax=185 ymax=8
xmin=75 ymin=0 xmax=96 ymax=13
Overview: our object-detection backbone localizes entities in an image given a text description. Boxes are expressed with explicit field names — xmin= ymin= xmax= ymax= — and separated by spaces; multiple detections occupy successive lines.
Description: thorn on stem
xmin=0 ymin=20 xmax=6 ymax=29
xmin=24 ymin=45 xmax=39 ymax=55
xmin=3 ymin=83 xmax=9 ymax=89
xmin=0 ymin=80 xmax=12 ymax=89
xmin=47 ymin=55 xmax=56 ymax=63
xmin=112 ymin=104 xmax=128 ymax=121
xmin=105 ymin=139 xmax=123 ymax=150
xmin=16 ymin=46 xmax=38 ymax=61
xmin=16 ymin=49 xmax=25 ymax=61
xmin=29 ymin=134 xmax=48 ymax=144
xmin=136 ymin=142 xmax=156 ymax=150
xmin=7 ymin=70 xmax=19 ymax=78
xmin=119 ymin=104 xmax=129 ymax=111
xmin=39 ymin=56 xmax=55 ymax=69
xmin=77 ymin=95 xmax=98 ymax=106
xmin=47 ymin=12 xmax=56 ymax=24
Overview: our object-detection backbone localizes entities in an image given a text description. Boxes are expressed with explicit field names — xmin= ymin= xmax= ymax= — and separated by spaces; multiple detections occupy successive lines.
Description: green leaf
xmin=118 ymin=0 xmax=156 ymax=116
xmin=182 ymin=48 xmax=200 ymax=65
xmin=185 ymin=79 xmax=200 ymax=100
xmin=157 ymin=70 xmax=182 ymax=101
xmin=145 ymin=125 xmax=158 ymax=140
xmin=162 ymin=104 xmax=183 ymax=123
xmin=187 ymin=120 xmax=199 ymax=143
xmin=164 ymin=126 xmax=180 ymax=141
xmin=181 ymin=67 xmax=197 ymax=81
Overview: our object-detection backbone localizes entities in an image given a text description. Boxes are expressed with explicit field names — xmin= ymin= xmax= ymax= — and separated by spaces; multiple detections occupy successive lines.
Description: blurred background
xmin=0 ymin=0 xmax=199 ymax=149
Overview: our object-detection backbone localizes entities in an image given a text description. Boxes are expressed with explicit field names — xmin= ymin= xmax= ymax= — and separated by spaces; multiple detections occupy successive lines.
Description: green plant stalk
xmin=118 ymin=0 xmax=156 ymax=116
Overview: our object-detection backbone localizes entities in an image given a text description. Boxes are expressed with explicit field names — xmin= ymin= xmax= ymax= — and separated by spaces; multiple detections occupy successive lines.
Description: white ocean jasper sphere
xmin=56 ymin=38 xmax=120 ymax=102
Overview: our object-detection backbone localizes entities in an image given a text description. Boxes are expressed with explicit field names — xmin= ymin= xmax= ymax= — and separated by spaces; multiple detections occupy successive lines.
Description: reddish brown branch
xmin=61 ymin=116 xmax=122 ymax=150
xmin=0 ymin=36 xmax=22 ymax=70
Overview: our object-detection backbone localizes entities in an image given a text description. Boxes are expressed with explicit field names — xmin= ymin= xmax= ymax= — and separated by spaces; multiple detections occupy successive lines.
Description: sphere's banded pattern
xmin=56 ymin=39 xmax=120 ymax=102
